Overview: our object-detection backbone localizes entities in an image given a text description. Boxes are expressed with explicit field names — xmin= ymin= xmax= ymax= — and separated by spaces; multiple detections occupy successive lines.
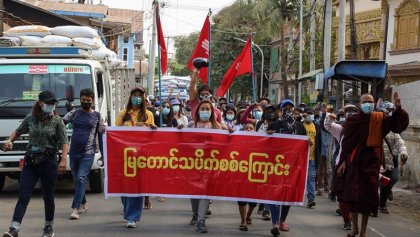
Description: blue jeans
xmin=12 ymin=157 xmax=58 ymax=224
xmin=380 ymin=167 xmax=399 ymax=208
xmin=121 ymin=197 xmax=144 ymax=222
xmin=70 ymin=153 xmax=94 ymax=209
xmin=307 ymin=160 xmax=316 ymax=202
xmin=267 ymin=205 xmax=291 ymax=225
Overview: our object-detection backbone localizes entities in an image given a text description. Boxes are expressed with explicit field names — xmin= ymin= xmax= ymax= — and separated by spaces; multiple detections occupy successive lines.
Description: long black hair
xmin=32 ymin=100 xmax=58 ymax=122
xmin=122 ymin=90 xmax=148 ymax=123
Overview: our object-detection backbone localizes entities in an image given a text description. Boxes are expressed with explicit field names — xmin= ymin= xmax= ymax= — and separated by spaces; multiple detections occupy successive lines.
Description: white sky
xmin=100 ymin=0 xmax=236 ymax=55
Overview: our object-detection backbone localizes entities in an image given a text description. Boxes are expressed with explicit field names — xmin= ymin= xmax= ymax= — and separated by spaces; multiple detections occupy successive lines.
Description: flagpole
xmin=156 ymin=4 xmax=163 ymax=126
xmin=250 ymin=34 xmax=256 ymax=102
xmin=207 ymin=8 xmax=212 ymax=86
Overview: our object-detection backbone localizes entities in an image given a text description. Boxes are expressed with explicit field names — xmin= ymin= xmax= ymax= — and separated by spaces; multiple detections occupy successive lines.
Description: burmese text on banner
xmin=104 ymin=127 xmax=309 ymax=205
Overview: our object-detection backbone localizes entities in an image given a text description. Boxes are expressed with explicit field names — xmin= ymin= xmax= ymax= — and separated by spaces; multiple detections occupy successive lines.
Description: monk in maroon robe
xmin=335 ymin=92 xmax=408 ymax=237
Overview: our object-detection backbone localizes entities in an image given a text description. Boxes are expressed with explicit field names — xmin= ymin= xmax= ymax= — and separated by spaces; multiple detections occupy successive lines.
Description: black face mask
xmin=266 ymin=113 xmax=275 ymax=120
xmin=81 ymin=102 xmax=92 ymax=111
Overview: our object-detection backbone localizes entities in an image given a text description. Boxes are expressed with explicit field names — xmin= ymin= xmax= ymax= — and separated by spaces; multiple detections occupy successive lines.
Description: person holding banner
xmin=266 ymin=99 xmax=306 ymax=236
xmin=187 ymin=100 xmax=222 ymax=233
xmin=115 ymin=86 xmax=157 ymax=228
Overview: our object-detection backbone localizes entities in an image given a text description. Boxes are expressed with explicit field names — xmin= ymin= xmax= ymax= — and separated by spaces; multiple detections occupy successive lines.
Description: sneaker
xmin=307 ymin=201 xmax=316 ymax=208
xmin=41 ymin=226 xmax=54 ymax=237
xmin=270 ymin=226 xmax=280 ymax=236
xmin=3 ymin=228 xmax=18 ymax=237
xmin=78 ymin=204 xmax=88 ymax=214
xmin=262 ymin=210 xmax=271 ymax=221
xmin=190 ymin=213 xmax=198 ymax=225
xmin=196 ymin=220 xmax=207 ymax=233
xmin=126 ymin=220 xmax=136 ymax=228
xmin=70 ymin=209 xmax=79 ymax=220
xmin=343 ymin=222 xmax=352 ymax=230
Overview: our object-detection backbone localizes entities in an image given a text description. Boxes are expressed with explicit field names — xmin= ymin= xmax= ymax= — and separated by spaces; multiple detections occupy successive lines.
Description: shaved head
xmin=360 ymin=94 xmax=374 ymax=104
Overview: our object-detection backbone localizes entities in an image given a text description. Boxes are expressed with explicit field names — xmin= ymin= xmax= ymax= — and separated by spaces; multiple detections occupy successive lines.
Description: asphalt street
xmin=0 ymin=178 xmax=419 ymax=237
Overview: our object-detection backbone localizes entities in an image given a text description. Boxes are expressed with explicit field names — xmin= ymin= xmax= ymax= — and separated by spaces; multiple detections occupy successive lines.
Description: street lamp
xmin=234 ymin=37 xmax=264 ymax=99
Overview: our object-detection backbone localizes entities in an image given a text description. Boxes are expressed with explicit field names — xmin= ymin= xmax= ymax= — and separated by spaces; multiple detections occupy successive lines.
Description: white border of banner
xmin=103 ymin=127 xmax=310 ymax=206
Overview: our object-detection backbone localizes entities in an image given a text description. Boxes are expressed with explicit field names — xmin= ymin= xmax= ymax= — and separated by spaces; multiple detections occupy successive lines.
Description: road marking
xmin=368 ymin=226 xmax=386 ymax=237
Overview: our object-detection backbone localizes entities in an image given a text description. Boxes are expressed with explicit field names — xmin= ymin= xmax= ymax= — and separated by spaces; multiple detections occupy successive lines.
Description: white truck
xmin=0 ymin=46 xmax=135 ymax=192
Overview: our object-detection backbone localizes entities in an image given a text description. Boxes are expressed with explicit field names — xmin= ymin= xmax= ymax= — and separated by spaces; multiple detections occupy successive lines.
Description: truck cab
xmin=0 ymin=46 xmax=116 ymax=193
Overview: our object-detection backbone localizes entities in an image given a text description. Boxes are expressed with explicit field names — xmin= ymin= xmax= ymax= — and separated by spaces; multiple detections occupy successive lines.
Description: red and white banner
xmin=104 ymin=127 xmax=309 ymax=205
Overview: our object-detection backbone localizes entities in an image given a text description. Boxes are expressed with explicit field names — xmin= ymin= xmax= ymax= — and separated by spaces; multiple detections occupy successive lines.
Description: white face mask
xmin=339 ymin=117 xmax=346 ymax=122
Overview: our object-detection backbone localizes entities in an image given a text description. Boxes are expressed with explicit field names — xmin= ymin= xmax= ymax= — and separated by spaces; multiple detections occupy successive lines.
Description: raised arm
xmin=189 ymin=69 xmax=199 ymax=100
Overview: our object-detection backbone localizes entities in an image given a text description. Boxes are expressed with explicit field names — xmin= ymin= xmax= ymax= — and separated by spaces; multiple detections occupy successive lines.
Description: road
xmin=0 ymin=177 xmax=419 ymax=237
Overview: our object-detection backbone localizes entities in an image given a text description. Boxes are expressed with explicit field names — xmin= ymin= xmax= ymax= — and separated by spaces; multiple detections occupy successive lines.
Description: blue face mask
xmin=253 ymin=111 xmax=263 ymax=120
xmin=226 ymin=114 xmax=235 ymax=121
xmin=361 ymin=103 xmax=374 ymax=114
xmin=199 ymin=111 xmax=211 ymax=121
xmin=42 ymin=104 xmax=55 ymax=114
xmin=162 ymin=107 xmax=170 ymax=115
xmin=172 ymin=105 xmax=180 ymax=113
xmin=131 ymin=96 xmax=142 ymax=106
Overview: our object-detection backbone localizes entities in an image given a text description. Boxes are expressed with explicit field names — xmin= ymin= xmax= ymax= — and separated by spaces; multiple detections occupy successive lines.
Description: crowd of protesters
xmin=1 ymin=68 xmax=409 ymax=237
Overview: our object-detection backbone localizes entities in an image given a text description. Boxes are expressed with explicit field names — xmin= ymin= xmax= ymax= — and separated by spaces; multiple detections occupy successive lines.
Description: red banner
xmin=104 ymin=128 xmax=309 ymax=205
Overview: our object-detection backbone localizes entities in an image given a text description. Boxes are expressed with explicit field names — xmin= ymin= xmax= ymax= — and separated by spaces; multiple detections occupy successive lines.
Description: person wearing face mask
xmin=159 ymin=101 xmax=178 ymax=128
xmin=2 ymin=91 xmax=68 ymax=237
xmin=373 ymin=101 xmax=408 ymax=216
xmin=258 ymin=98 xmax=271 ymax=110
xmin=265 ymin=99 xmax=306 ymax=236
xmin=188 ymin=68 xmax=223 ymax=124
xmin=223 ymin=106 xmax=238 ymax=130
xmin=171 ymin=99 xmax=188 ymax=127
xmin=302 ymin=107 xmax=321 ymax=209
xmin=240 ymin=103 xmax=264 ymax=130
xmin=115 ymin=86 xmax=157 ymax=228
xmin=335 ymin=93 xmax=408 ymax=237
xmin=186 ymin=100 xmax=222 ymax=233
xmin=62 ymin=89 xmax=105 ymax=220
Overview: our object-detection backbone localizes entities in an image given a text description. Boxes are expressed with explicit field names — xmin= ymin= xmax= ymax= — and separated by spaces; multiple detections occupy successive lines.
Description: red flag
xmin=156 ymin=6 xmax=167 ymax=75
xmin=187 ymin=15 xmax=210 ymax=84
xmin=216 ymin=36 xmax=253 ymax=97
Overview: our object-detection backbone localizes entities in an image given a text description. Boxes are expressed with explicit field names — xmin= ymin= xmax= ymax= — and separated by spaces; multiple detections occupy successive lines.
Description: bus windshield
xmin=0 ymin=64 xmax=92 ymax=107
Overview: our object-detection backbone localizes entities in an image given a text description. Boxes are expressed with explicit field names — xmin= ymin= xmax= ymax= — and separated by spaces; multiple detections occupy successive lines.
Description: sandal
xmin=279 ymin=222 xmax=289 ymax=231
xmin=239 ymin=225 xmax=248 ymax=231
xmin=379 ymin=207 xmax=389 ymax=214
xmin=246 ymin=218 xmax=252 ymax=225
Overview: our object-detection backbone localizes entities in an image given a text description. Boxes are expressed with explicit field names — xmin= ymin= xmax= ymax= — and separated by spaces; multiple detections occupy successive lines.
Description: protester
xmin=266 ymin=99 xmax=306 ymax=236
xmin=335 ymin=93 xmax=409 ymax=237
xmin=187 ymin=100 xmax=222 ymax=233
xmin=171 ymin=98 xmax=189 ymax=127
xmin=317 ymin=104 xmax=334 ymax=196
xmin=240 ymin=103 xmax=263 ymax=128
xmin=223 ymin=105 xmax=238 ymax=130
xmin=160 ymin=101 xmax=178 ymax=128
xmin=2 ymin=91 xmax=68 ymax=237
xmin=115 ymin=86 xmax=157 ymax=228
xmin=188 ymin=68 xmax=223 ymax=124
xmin=377 ymin=101 xmax=408 ymax=215
xmin=63 ymin=88 xmax=105 ymax=220
xmin=258 ymin=97 xmax=271 ymax=109
xmin=302 ymin=107 xmax=320 ymax=208
xmin=218 ymin=97 xmax=227 ymax=114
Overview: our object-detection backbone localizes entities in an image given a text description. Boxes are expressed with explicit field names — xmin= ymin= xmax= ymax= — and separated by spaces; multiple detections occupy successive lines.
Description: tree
xmin=171 ymin=32 xmax=200 ymax=76
xmin=253 ymin=0 xmax=300 ymax=100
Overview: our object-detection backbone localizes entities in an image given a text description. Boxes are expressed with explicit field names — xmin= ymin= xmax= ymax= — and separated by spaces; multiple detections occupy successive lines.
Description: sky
xmin=101 ymin=0 xmax=236 ymax=55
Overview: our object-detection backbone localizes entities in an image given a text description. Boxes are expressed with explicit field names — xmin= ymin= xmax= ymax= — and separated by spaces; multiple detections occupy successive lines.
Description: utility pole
xmin=337 ymin=0 xmax=346 ymax=108
xmin=0 ymin=0 xmax=3 ymax=37
xmin=349 ymin=0 xmax=358 ymax=104
xmin=148 ymin=0 xmax=157 ymax=96
xmin=298 ymin=0 xmax=303 ymax=104
xmin=310 ymin=0 xmax=316 ymax=72
xmin=323 ymin=0 xmax=332 ymax=103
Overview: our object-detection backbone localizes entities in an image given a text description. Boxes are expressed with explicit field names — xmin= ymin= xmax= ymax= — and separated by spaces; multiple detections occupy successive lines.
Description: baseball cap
xmin=278 ymin=99 xmax=295 ymax=109
xmin=130 ymin=86 xmax=145 ymax=94
xmin=38 ymin=91 xmax=58 ymax=103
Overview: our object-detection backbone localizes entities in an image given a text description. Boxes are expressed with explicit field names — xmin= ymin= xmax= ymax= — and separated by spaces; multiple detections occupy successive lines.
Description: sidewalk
xmin=387 ymin=176 xmax=420 ymax=222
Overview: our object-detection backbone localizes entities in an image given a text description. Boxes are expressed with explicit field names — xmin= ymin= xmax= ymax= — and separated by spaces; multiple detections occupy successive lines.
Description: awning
xmin=325 ymin=60 xmax=387 ymax=82
xmin=297 ymin=69 xmax=323 ymax=82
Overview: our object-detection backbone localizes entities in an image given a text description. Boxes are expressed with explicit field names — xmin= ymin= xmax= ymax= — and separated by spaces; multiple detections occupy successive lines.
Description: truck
xmin=0 ymin=46 xmax=135 ymax=192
